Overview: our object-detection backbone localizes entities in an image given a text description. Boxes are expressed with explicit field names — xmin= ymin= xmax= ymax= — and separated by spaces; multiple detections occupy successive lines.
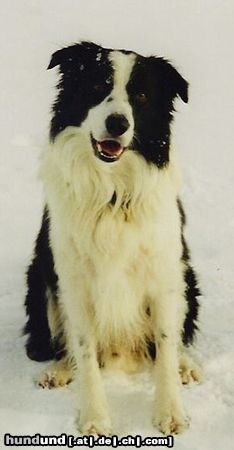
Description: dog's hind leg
xmin=179 ymin=349 xmax=202 ymax=385
xmin=24 ymin=260 xmax=54 ymax=361
xmin=24 ymin=209 xmax=58 ymax=361
xmin=38 ymin=357 xmax=74 ymax=388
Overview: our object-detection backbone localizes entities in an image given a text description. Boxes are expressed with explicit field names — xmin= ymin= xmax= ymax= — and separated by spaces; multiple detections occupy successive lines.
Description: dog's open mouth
xmin=91 ymin=136 xmax=124 ymax=163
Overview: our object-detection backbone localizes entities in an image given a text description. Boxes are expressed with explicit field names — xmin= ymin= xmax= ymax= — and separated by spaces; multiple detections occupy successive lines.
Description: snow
xmin=1 ymin=0 xmax=234 ymax=448
xmin=96 ymin=52 xmax=102 ymax=61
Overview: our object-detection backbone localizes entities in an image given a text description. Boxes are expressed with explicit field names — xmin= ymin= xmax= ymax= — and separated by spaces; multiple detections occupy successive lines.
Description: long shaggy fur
xmin=24 ymin=42 xmax=201 ymax=436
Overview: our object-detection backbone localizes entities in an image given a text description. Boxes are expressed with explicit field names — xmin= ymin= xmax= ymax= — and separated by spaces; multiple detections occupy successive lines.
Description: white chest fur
xmin=40 ymin=128 xmax=183 ymax=349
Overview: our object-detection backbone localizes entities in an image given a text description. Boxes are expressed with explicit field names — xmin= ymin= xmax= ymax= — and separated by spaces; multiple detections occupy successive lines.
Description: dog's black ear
xmin=154 ymin=58 xmax=189 ymax=103
xmin=169 ymin=64 xmax=189 ymax=103
xmin=47 ymin=43 xmax=85 ymax=70
xmin=47 ymin=47 xmax=72 ymax=70
xmin=47 ymin=42 xmax=100 ymax=71
xmin=165 ymin=60 xmax=188 ymax=103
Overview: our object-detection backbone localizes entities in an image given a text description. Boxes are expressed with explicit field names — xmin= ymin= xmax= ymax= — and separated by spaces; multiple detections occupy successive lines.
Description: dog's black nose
xmin=105 ymin=114 xmax=130 ymax=137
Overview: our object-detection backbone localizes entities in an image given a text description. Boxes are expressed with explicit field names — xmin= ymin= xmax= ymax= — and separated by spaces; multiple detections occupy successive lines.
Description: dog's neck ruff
xmin=41 ymin=127 xmax=181 ymax=255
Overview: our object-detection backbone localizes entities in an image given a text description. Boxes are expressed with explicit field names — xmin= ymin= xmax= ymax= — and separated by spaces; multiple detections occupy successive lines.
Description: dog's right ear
xmin=47 ymin=48 xmax=71 ymax=70
xmin=47 ymin=44 xmax=85 ymax=69
xmin=47 ymin=42 xmax=101 ymax=70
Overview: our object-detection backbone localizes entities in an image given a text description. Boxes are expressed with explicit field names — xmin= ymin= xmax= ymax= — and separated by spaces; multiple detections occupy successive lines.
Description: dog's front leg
xmin=62 ymin=288 xmax=112 ymax=436
xmin=55 ymin=246 xmax=111 ymax=436
xmin=76 ymin=333 xmax=111 ymax=436
xmin=151 ymin=276 xmax=189 ymax=435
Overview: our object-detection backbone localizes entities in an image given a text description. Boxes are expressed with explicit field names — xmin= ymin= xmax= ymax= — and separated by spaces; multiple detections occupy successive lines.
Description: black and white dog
xmin=24 ymin=42 xmax=201 ymax=435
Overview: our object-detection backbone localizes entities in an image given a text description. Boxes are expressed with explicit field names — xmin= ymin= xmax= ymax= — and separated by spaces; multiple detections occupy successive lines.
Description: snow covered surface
xmin=1 ymin=1 xmax=234 ymax=448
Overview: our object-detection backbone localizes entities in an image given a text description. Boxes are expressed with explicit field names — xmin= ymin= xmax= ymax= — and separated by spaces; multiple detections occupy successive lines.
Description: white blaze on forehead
xmin=109 ymin=51 xmax=136 ymax=98
xmin=81 ymin=50 xmax=136 ymax=147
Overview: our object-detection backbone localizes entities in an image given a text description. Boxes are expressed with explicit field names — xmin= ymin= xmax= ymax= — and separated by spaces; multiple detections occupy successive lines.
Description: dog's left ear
xmin=170 ymin=64 xmax=189 ymax=103
xmin=154 ymin=58 xmax=189 ymax=103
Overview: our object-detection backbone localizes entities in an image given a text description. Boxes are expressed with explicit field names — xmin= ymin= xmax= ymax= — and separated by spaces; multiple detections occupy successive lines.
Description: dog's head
xmin=48 ymin=42 xmax=188 ymax=168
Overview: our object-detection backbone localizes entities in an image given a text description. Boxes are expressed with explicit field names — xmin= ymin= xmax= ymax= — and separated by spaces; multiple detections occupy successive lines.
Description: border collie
xmin=24 ymin=42 xmax=201 ymax=436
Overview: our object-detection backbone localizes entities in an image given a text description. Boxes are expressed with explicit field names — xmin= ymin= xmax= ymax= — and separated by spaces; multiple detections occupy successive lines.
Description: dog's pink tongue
xmin=99 ymin=140 xmax=123 ymax=156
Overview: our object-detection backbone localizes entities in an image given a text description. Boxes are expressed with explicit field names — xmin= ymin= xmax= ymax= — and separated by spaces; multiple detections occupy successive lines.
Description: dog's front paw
xmin=153 ymin=403 xmax=190 ymax=435
xmin=77 ymin=411 xmax=112 ymax=436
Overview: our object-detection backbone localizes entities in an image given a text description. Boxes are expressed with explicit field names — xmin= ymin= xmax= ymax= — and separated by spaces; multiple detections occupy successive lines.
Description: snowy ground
xmin=1 ymin=1 xmax=234 ymax=449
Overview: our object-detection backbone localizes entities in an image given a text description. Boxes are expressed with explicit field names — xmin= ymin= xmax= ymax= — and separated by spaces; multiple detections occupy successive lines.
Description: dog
xmin=24 ymin=41 xmax=201 ymax=436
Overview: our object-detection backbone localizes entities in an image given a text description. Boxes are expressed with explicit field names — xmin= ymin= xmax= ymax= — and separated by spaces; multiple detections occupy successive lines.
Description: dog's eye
xmin=93 ymin=84 xmax=105 ymax=93
xmin=135 ymin=93 xmax=148 ymax=104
